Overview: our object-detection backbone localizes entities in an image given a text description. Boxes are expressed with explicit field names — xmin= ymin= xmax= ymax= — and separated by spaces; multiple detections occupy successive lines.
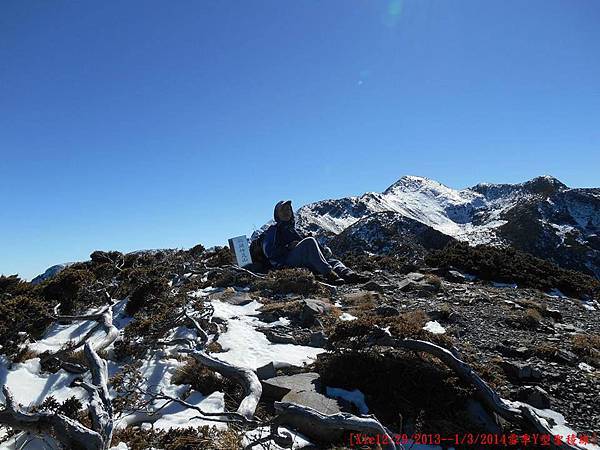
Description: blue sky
xmin=1 ymin=0 xmax=599 ymax=279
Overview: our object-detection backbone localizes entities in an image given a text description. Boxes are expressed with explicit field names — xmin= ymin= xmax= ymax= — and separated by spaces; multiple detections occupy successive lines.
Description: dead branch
xmin=135 ymin=387 xmax=258 ymax=426
xmin=51 ymin=301 xmax=119 ymax=355
xmin=156 ymin=302 xmax=263 ymax=421
xmin=271 ymin=402 xmax=400 ymax=450
xmin=190 ymin=265 xmax=266 ymax=279
xmin=1 ymin=315 xmax=116 ymax=449
xmin=183 ymin=308 xmax=209 ymax=346
xmin=391 ymin=339 xmax=585 ymax=450
xmin=181 ymin=349 xmax=262 ymax=420
xmin=0 ymin=386 xmax=103 ymax=450
xmin=85 ymin=343 xmax=113 ymax=447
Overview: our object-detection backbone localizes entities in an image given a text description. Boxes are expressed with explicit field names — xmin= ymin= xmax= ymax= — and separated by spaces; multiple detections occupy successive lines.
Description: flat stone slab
xmin=222 ymin=292 xmax=254 ymax=306
xmin=261 ymin=372 xmax=343 ymax=414
xmin=262 ymin=372 xmax=321 ymax=399
xmin=282 ymin=390 xmax=342 ymax=415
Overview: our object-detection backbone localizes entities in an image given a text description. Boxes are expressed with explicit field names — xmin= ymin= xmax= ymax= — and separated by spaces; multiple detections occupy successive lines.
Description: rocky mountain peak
xmin=383 ymin=175 xmax=453 ymax=195
xmin=522 ymin=175 xmax=568 ymax=196
xmin=295 ymin=175 xmax=600 ymax=278
xmin=472 ymin=175 xmax=568 ymax=199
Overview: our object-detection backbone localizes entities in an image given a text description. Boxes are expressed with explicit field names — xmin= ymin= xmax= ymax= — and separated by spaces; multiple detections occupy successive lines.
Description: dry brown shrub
xmin=327 ymin=309 xmax=452 ymax=350
xmin=572 ymin=333 xmax=600 ymax=367
xmin=113 ymin=426 xmax=242 ymax=450
xmin=424 ymin=273 xmax=443 ymax=288
xmin=171 ymin=358 xmax=224 ymax=395
xmin=13 ymin=346 xmax=39 ymax=363
xmin=42 ymin=267 xmax=97 ymax=314
xmin=342 ymin=290 xmax=380 ymax=316
xmin=251 ymin=268 xmax=324 ymax=296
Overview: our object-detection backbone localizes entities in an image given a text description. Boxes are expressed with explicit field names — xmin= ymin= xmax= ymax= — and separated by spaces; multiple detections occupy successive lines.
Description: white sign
xmin=228 ymin=235 xmax=253 ymax=267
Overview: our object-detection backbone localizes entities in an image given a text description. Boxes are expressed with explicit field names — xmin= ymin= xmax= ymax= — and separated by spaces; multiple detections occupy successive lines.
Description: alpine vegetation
xmin=0 ymin=176 xmax=599 ymax=450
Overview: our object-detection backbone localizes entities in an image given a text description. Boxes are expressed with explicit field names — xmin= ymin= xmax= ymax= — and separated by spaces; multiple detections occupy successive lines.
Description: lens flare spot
xmin=388 ymin=0 xmax=403 ymax=17
xmin=383 ymin=0 xmax=404 ymax=27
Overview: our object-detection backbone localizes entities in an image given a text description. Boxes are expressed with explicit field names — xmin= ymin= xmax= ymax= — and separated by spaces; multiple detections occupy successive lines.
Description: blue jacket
xmin=262 ymin=201 xmax=304 ymax=267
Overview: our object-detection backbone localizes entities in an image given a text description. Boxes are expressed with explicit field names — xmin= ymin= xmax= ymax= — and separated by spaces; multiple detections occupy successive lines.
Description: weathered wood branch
xmin=183 ymin=308 xmax=209 ymax=346
xmin=2 ymin=314 xmax=116 ymax=449
xmin=271 ymin=402 xmax=399 ymax=450
xmin=181 ymin=349 xmax=262 ymax=420
xmin=391 ymin=339 xmax=585 ymax=450
xmin=85 ymin=343 xmax=114 ymax=448
xmin=135 ymin=388 xmax=258 ymax=426
xmin=51 ymin=302 xmax=119 ymax=355
xmin=160 ymin=304 xmax=263 ymax=422
xmin=189 ymin=264 xmax=266 ymax=279
xmin=0 ymin=386 xmax=103 ymax=450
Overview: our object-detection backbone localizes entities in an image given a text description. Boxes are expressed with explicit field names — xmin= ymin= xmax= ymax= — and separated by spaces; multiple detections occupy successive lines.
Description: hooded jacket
xmin=262 ymin=201 xmax=304 ymax=267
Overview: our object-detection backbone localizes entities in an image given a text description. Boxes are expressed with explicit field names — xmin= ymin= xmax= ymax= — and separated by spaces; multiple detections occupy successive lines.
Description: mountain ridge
xmin=295 ymin=175 xmax=600 ymax=278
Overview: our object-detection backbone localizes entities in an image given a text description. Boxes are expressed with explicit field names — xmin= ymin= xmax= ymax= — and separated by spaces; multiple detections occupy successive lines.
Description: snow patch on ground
xmin=547 ymin=288 xmax=568 ymax=298
xmin=152 ymin=391 xmax=226 ymax=431
xmin=339 ymin=312 xmax=358 ymax=321
xmin=423 ymin=321 xmax=446 ymax=335
xmin=243 ymin=426 xmax=313 ymax=449
xmin=210 ymin=299 xmax=325 ymax=370
xmin=581 ymin=299 xmax=598 ymax=311
xmin=529 ymin=407 xmax=600 ymax=450
xmin=0 ymin=433 xmax=61 ymax=450
xmin=0 ymin=357 xmax=86 ymax=406
xmin=110 ymin=443 xmax=129 ymax=450
xmin=503 ymin=402 xmax=600 ymax=450
xmin=28 ymin=299 xmax=131 ymax=354
xmin=549 ymin=223 xmax=577 ymax=245
xmin=28 ymin=319 xmax=98 ymax=354
xmin=112 ymin=352 xmax=200 ymax=429
xmin=326 ymin=387 xmax=369 ymax=414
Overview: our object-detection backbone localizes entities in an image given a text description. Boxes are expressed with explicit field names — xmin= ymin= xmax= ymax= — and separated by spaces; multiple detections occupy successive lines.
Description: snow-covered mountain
xmin=294 ymin=175 xmax=600 ymax=278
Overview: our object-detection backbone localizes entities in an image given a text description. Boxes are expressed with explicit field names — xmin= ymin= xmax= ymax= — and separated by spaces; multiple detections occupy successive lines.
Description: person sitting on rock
xmin=261 ymin=200 xmax=368 ymax=285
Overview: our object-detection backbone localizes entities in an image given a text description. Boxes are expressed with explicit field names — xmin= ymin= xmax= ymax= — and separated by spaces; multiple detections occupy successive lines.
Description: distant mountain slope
xmin=294 ymin=175 xmax=600 ymax=278
xmin=328 ymin=212 xmax=456 ymax=265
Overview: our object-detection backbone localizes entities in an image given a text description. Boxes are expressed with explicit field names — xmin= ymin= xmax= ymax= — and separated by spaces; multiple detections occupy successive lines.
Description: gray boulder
xmin=261 ymin=372 xmax=342 ymax=415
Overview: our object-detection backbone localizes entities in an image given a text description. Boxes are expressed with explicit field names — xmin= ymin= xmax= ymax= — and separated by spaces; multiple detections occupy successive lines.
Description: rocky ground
xmin=244 ymin=267 xmax=600 ymax=436
xmin=0 ymin=246 xmax=598 ymax=449
xmin=333 ymin=270 xmax=600 ymax=434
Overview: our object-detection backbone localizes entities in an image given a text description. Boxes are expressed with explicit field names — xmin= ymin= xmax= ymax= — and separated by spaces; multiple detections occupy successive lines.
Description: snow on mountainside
xmin=294 ymin=175 xmax=600 ymax=278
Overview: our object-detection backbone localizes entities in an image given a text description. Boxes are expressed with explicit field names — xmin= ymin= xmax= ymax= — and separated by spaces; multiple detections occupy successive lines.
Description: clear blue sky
xmin=1 ymin=0 xmax=599 ymax=279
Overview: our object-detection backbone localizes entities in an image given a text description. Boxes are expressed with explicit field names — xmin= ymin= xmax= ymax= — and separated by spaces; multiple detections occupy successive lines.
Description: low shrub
xmin=125 ymin=276 xmax=170 ymax=316
xmin=112 ymin=426 xmax=242 ymax=450
xmin=171 ymin=358 xmax=224 ymax=395
xmin=337 ymin=252 xmax=412 ymax=274
xmin=42 ymin=267 xmax=98 ymax=314
xmin=0 ymin=293 xmax=53 ymax=358
xmin=315 ymin=350 xmax=478 ymax=435
xmin=31 ymin=396 xmax=83 ymax=421
xmin=327 ymin=310 xmax=453 ymax=350
xmin=571 ymin=333 xmax=600 ymax=367
xmin=251 ymin=268 xmax=324 ymax=296
xmin=426 ymin=242 xmax=600 ymax=299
